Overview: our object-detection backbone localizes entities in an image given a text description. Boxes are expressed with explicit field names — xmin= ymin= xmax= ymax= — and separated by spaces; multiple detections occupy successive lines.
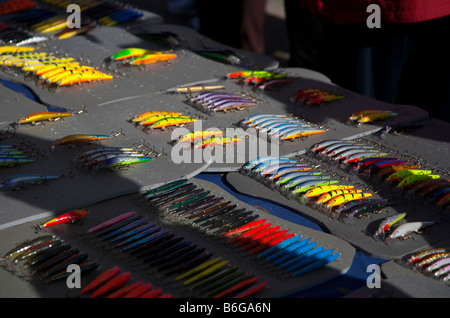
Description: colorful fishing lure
xmin=40 ymin=209 xmax=88 ymax=228
xmin=17 ymin=111 xmax=73 ymax=125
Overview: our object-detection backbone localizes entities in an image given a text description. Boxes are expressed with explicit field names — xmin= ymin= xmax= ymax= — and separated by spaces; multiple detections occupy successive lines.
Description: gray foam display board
xmin=0 ymin=84 xmax=211 ymax=230
xmin=0 ymin=177 xmax=355 ymax=298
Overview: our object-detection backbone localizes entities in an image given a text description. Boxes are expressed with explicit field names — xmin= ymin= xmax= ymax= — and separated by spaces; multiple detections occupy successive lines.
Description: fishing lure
xmin=51 ymin=132 xmax=121 ymax=150
xmin=194 ymin=136 xmax=242 ymax=149
xmin=90 ymin=272 xmax=131 ymax=298
xmin=57 ymin=71 xmax=113 ymax=86
xmin=54 ymin=21 xmax=95 ymax=39
xmin=46 ymin=262 xmax=99 ymax=283
xmin=148 ymin=116 xmax=198 ymax=130
xmin=168 ymin=84 xmax=225 ymax=94
xmin=105 ymin=282 xmax=143 ymax=298
xmin=87 ymin=211 xmax=137 ymax=234
xmin=384 ymin=169 xmax=431 ymax=184
xmin=123 ymin=283 xmax=153 ymax=298
xmin=172 ymin=130 xmax=224 ymax=145
xmin=129 ymin=53 xmax=177 ymax=65
xmin=384 ymin=221 xmax=435 ymax=245
xmin=80 ymin=266 xmax=121 ymax=295
xmin=132 ymin=111 xmax=182 ymax=124
xmin=2 ymin=235 xmax=54 ymax=260
xmin=92 ymin=155 xmax=154 ymax=170
xmin=17 ymin=111 xmax=73 ymax=125
xmin=0 ymin=174 xmax=60 ymax=189
xmin=195 ymin=48 xmax=241 ymax=65
xmin=372 ymin=212 xmax=407 ymax=240
xmin=139 ymin=114 xmax=190 ymax=126
xmin=40 ymin=209 xmax=88 ymax=228
xmin=111 ymin=48 xmax=160 ymax=61
xmin=357 ymin=110 xmax=397 ymax=124
xmin=325 ymin=192 xmax=373 ymax=208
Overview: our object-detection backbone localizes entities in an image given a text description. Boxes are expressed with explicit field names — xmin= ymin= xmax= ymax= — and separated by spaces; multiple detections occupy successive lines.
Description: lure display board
xmin=225 ymin=131 xmax=450 ymax=260
xmin=0 ymin=177 xmax=355 ymax=298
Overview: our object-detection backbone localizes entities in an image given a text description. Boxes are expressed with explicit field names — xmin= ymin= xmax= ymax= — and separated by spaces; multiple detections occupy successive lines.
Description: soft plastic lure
xmin=17 ymin=111 xmax=73 ymax=125
xmin=40 ymin=209 xmax=88 ymax=228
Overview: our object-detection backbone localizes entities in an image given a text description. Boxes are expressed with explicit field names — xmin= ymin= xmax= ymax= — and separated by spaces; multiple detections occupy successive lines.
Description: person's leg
xmin=284 ymin=0 xmax=330 ymax=73
xmin=240 ymin=0 xmax=267 ymax=54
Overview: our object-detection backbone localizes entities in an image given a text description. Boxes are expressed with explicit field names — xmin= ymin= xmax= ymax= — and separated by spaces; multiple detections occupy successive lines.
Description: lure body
xmin=80 ymin=266 xmax=121 ymax=295
xmin=87 ymin=211 xmax=137 ymax=234
xmin=150 ymin=117 xmax=197 ymax=129
xmin=385 ymin=221 xmax=434 ymax=243
xmin=0 ymin=174 xmax=60 ymax=188
xmin=373 ymin=212 xmax=407 ymax=240
xmin=90 ymin=272 xmax=131 ymax=298
xmin=17 ymin=111 xmax=73 ymax=124
xmin=195 ymin=137 xmax=242 ymax=148
xmin=111 ymin=48 xmax=160 ymax=61
xmin=93 ymin=155 xmax=153 ymax=170
xmin=132 ymin=111 xmax=182 ymax=123
xmin=40 ymin=209 xmax=88 ymax=228
xmin=53 ymin=134 xmax=112 ymax=147
xmin=3 ymin=235 xmax=54 ymax=259
xmin=130 ymin=53 xmax=177 ymax=65
xmin=304 ymin=185 xmax=355 ymax=198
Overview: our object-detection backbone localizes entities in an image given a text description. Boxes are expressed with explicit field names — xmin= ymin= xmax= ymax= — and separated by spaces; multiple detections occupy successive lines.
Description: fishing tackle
xmin=14 ymin=239 xmax=63 ymax=264
xmin=167 ymin=84 xmax=225 ymax=94
xmin=129 ymin=53 xmax=177 ymax=65
xmin=316 ymin=189 xmax=363 ymax=205
xmin=290 ymin=180 xmax=339 ymax=197
xmin=384 ymin=169 xmax=431 ymax=184
xmin=123 ymin=283 xmax=153 ymax=298
xmin=43 ymin=252 xmax=89 ymax=278
xmin=172 ymin=130 xmax=224 ymax=145
xmin=54 ymin=21 xmax=95 ymax=40
xmin=212 ymin=214 xmax=260 ymax=236
xmin=373 ymin=212 xmax=407 ymax=240
xmin=131 ymin=111 xmax=182 ymax=124
xmin=416 ymin=253 xmax=450 ymax=269
xmin=87 ymin=211 xmax=137 ymax=234
xmin=17 ymin=111 xmax=73 ymax=125
xmin=397 ymin=174 xmax=440 ymax=190
xmin=2 ymin=235 xmax=55 ymax=260
xmin=258 ymin=78 xmax=294 ymax=91
xmin=357 ymin=110 xmax=397 ymax=124
xmin=194 ymin=136 xmax=242 ymax=149
xmin=293 ymin=253 xmax=340 ymax=277
xmin=191 ymin=268 xmax=243 ymax=295
xmin=291 ymin=89 xmax=345 ymax=105
xmin=40 ymin=209 xmax=88 ymax=228
xmin=46 ymin=262 xmax=99 ymax=283
xmin=335 ymin=198 xmax=388 ymax=215
xmin=90 ymin=272 xmax=131 ymax=298
xmin=22 ymin=244 xmax=71 ymax=269
xmin=51 ymin=132 xmax=122 ymax=150
xmin=105 ymin=282 xmax=143 ymax=298
xmin=209 ymin=275 xmax=258 ymax=298
xmin=110 ymin=48 xmax=161 ymax=61
xmin=91 ymin=154 xmax=155 ymax=170
xmin=195 ymin=48 xmax=241 ymax=65
xmin=140 ymin=288 xmax=163 ymax=298
xmin=182 ymin=260 xmax=229 ymax=286
xmin=434 ymin=264 xmax=450 ymax=277
xmin=0 ymin=174 xmax=60 ymax=190
xmin=114 ymin=225 xmax=162 ymax=248
xmin=91 ymin=215 xmax=144 ymax=239
xmin=121 ymin=230 xmax=171 ymax=252
xmin=384 ymin=221 xmax=435 ymax=245
xmin=325 ymin=192 xmax=373 ymax=208
xmin=32 ymin=248 xmax=80 ymax=273
xmin=80 ymin=266 xmax=121 ymax=295
xmin=148 ymin=116 xmax=198 ymax=130
xmin=57 ymin=71 xmax=113 ymax=86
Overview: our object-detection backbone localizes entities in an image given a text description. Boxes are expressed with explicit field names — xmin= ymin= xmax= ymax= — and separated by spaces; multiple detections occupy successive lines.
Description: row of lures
xmin=0 ymin=46 xmax=112 ymax=90
xmin=139 ymin=179 xmax=341 ymax=278
xmin=84 ymin=210 xmax=267 ymax=298
xmin=313 ymin=138 xmax=450 ymax=211
xmin=79 ymin=266 xmax=170 ymax=298
xmin=0 ymin=141 xmax=44 ymax=167
xmin=225 ymin=69 xmax=294 ymax=91
xmin=290 ymin=88 xmax=346 ymax=106
xmin=185 ymin=91 xmax=261 ymax=115
xmin=0 ymin=25 xmax=48 ymax=46
xmin=1 ymin=234 xmax=99 ymax=285
xmin=405 ymin=247 xmax=450 ymax=286
xmin=71 ymin=145 xmax=163 ymax=171
xmin=308 ymin=139 xmax=439 ymax=243
xmin=239 ymin=155 xmax=384 ymax=221
xmin=239 ymin=113 xmax=327 ymax=142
